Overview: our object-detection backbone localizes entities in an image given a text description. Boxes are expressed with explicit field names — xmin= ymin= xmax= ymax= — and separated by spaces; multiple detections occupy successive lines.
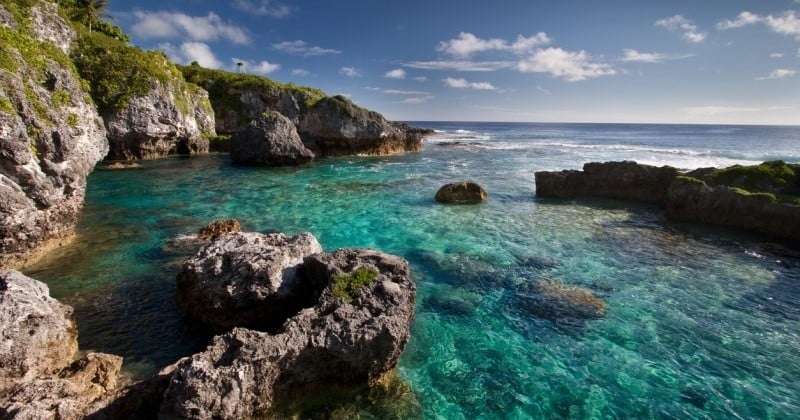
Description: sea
xmin=25 ymin=122 xmax=800 ymax=418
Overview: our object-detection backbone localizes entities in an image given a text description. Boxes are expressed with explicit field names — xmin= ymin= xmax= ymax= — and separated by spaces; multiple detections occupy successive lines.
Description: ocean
xmin=26 ymin=122 xmax=800 ymax=418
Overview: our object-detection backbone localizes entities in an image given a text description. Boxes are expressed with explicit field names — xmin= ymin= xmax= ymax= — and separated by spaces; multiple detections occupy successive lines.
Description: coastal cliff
xmin=0 ymin=1 xmax=108 ymax=268
xmin=535 ymin=161 xmax=800 ymax=241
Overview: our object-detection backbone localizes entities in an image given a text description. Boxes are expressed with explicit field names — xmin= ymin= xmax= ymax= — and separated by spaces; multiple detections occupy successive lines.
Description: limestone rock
xmin=0 ymin=270 xmax=77 ymax=386
xmin=515 ymin=279 xmax=607 ymax=322
xmin=162 ymin=248 xmax=416 ymax=419
xmin=435 ymin=181 xmax=488 ymax=204
xmin=196 ymin=219 xmax=241 ymax=241
xmin=229 ymin=112 xmax=314 ymax=165
xmin=104 ymin=81 xmax=214 ymax=160
xmin=0 ymin=4 xmax=108 ymax=268
xmin=175 ymin=232 xmax=323 ymax=330
xmin=535 ymin=161 xmax=679 ymax=203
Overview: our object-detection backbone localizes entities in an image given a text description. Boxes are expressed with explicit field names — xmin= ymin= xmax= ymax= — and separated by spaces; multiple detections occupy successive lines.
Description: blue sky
xmin=111 ymin=0 xmax=800 ymax=125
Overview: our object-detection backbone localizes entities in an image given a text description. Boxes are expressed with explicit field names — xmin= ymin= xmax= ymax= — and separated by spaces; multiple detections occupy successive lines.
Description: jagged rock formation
xmin=196 ymin=219 xmax=241 ymax=241
xmin=180 ymin=65 xmax=431 ymax=158
xmin=0 ymin=1 xmax=108 ymax=268
xmin=535 ymin=161 xmax=678 ymax=203
xmin=435 ymin=181 xmax=488 ymax=204
xmin=162 ymin=247 xmax=416 ymax=419
xmin=0 ymin=270 xmax=123 ymax=419
xmin=230 ymin=112 xmax=315 ymax=165
xmin=535 ymin=160 xmax=800 ymax=241
xmin=176 ymin=232 xmax=323 ymax=330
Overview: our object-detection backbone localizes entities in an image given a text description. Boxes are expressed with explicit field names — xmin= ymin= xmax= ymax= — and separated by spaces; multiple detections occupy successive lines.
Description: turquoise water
xmin=26 ymin=123 xmax=800 ymax=418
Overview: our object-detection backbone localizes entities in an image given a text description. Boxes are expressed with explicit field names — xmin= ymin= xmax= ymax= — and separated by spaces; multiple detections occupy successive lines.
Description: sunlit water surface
xmin=27 ymin=123 xmax=800 ymax=418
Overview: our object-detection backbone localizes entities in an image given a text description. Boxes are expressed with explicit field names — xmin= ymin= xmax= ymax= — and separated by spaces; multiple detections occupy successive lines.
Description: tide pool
xmin=26 ymin=123 xmax=800 ymax=418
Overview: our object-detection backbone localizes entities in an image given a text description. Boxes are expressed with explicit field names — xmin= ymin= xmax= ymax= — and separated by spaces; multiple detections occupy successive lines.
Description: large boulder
xmin=160 ymin=248 xmax=416 ymax=419
xmin=513 ymin=279 xmax=607 ymax=322
xmin=435 ymin=181 xmax=488 ymax=204
xmin=0 ymin=270 xmax=123 ymax=419
xmin=175 ymin=232 xmax=323 ymax=330
xmin=535 ymin=161 xmax=679 ymax=203
xmin=196 ymin=219 xmax=241 ymax=241
xmin=229 ymin=112 xmax=314 ymax=165
xmin=0 ymin=3 xmax=108 ymax=268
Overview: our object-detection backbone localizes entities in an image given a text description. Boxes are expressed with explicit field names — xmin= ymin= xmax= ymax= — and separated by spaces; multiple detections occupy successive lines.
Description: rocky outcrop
xmin=666 ymin=177 xmax=800 ymax=241
xmin=0 ymin=2 xmax=108 ymax=268
xmin=535 ymin=161 xmax=679 ymax=203
xmin=196 ymin=219 xmax=241 ymax=241
xmin=162 ymin=248 xmax=416 ymax=419
xmin=179 ymin=65 xmax=430 ymax=158
xmin=104 ymin=80 xmax=215 ymax=160
xmin=0 ymin=270 xmax=123 ymax=419
xmin=230 ymin=112 xmax=315 ymax=165
xmin=298 ymin=96 xmax=426 ymax=156
xmin=435 ymin=181 xmax=488 ymax=204
xmin=176 ymin=232 xmax=323 ymax=330
xmin=514 ymin=279 xmax=607 ymax=322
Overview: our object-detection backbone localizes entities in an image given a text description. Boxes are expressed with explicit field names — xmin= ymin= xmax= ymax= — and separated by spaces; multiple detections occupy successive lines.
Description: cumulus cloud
xmin=443 ymin=77 xmax=496 ymax=90
xmin=384 ymin=68 xmax=407 ymax=79
xmin=403 ymin=60 xmax=515 ymax=72
xmin=273 ymin=41 xmax=341 ymax=57
xmin=339 ymin=67 xmax=361 ymax=77
xmin=756 ymin=68 xmax=796 ymax=80
xmin=232 ymin=0 xmax=290 ymax=18
xmin=133 ymin=11 xmax=249 ymax=44
xmin=159 ymin=42 xmax=222 ymax=68
xmin=291 ymin=68 xmax=310 ymax=77
xmin=655 ymin=15 xmax=707 ymax=43
xmin=517 ymin=48 xmax=616 ymax=81
xmin=437 ymin=32 xmax=551 ymax=57
xmin=718 ymin=10 xmax=800 ymax=40
xmin=230 ymin=58 xmax=280 ymax=75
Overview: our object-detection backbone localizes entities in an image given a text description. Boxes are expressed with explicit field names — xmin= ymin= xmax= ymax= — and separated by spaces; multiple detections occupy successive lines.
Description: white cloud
xmin=517 ymin=47 xmax=616 ymax=81
xmin=770 ymin=53 xmax=784 ymax=58
xmin=404 ymin=60 xmax=515 ymax=72
xmin=621 ymin=49 xmax=666 ymax=63
xmin=655 ymin=14 xmax=707 ymax=43
xmin=536 ymin=85 xmax=552 ymax=95
xmin=401 ymin=96 xmax=434 ymax=104
xmin=231 ymin=58 xmax=280 ymax=75
xmin=232 ymin=0 xmax=290 ymax=18
xmin=756 ymin=68 xmax=796 ymax=80
xmin=684 ymin=105 xmax=792 ymax=116
xmin=717 ymin=10 xmax=800 ymax=40
xmin=413 ymin=76 xmax=427 ymax=82
xmin=159 ymin=42 xmax=222 ymax=68
xmin=382 ymin=89 xmax=432 ymax=95
xmin=132 ymin=11 xmax=249 ymax=44
xmin=443 ymin=77 xmax=496 ymax=90
xmin=339 ymin=67 xmax=361 ymax=77
xmin=384 ymin=68 xmax=407 ymax=79
xmin=291 ymin=68 xmax=310 ymax=77
xmin=273 ymin=41 xmax=341 ymax=57
xmin=436 ymin=32 xmax=550 ymax=57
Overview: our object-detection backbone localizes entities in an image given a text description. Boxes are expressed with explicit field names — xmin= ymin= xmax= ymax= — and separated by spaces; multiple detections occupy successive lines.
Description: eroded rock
xmin=229 ymin=112 xmax=314 ymax=165
xmin=435 ymin=181 xmax=488 ymax=204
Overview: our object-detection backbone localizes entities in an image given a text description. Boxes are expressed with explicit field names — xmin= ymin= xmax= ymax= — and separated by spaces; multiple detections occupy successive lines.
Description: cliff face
xmin=72 ymin=33 xmax=215 ymax=160
xmin=0 ymin=1 xmax=108 ymax=268
xmin=180 ymin=65 xmax=428 ymax=157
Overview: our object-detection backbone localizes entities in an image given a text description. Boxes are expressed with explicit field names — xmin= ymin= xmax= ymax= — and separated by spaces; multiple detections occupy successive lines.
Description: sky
xmin=110 ymin=0 xmax=800 ymax=125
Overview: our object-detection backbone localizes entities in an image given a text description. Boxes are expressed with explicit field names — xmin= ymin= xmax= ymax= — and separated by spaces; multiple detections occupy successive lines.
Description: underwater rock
xmin=103 ymin=162 xmax=142 ymax=170
xmin=195 ymin=219 xmax=242 ymax=241
xmin=535 ymin=161 xmax=679 ymax=203
xmin=515 ymin=279 xmax=607 ymax=322
xmin=435 ymin=181 xmax=488 ymax=204
xmin=161 ymin=248 xmax=416 ymax=419
xmin=229 ymin=112 xmax=315 ymax=165
xmin=175 ymin=232 xmax=323 ymax=330
xmin=423 ymin=287 xmax=483 ymax=316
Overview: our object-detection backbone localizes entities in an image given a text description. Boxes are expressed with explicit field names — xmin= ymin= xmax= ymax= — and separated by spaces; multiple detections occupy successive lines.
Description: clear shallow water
xmin=25 ymin=122 xmax=800 ymax=418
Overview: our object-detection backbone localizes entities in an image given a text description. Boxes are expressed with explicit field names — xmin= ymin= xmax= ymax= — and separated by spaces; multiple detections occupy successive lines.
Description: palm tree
xmin=75 ymin=0 xmax=109 ymax=33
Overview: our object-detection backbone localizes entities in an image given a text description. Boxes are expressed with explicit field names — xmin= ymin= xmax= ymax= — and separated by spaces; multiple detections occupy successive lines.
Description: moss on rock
xmin=331 ymin=267 xmax=378 ymax=302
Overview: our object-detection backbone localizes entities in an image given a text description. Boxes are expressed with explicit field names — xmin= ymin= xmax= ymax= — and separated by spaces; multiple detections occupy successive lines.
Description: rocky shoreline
xmin=535 ymin=160 xmax=800 ymax=241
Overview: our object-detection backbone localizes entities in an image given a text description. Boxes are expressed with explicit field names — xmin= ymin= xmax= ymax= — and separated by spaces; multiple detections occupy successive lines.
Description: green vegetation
xmin=0 ymin=95 xmax=14 ymax=114
xmin=673 ymin=175 xmax=708 ymax=187
xmin=51 ymin=89 xmax=70 ymax=107
xmin=705 ymin=160 xmax=798 ymax=193
xmin=331 ymin=267 xmax=379 ymax=302
xmin=728 ymin=187 xmax=778 ymax=204
xmin=66 ymin=112 xmax=78 ymax=126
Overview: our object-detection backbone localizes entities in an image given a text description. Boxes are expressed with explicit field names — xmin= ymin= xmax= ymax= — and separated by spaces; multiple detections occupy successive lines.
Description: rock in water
xmin=230 ymin=112 xmax=315 ymax=165
xmin=0 ymin=270 xmax=78 ymax=385
xmin=515 ymin=279 xmax=607 ymax=322
xmin=175 ymin=232 xmax=323 ymax=330
xmin=196 ymin=219 xmax=242 ymax=241
xmin=161 ymin=248 xmax=416 ymax=419
xmin=0 ymin=3 xmax=108 ymax=268
xmin=435 ymin=181 xmax=488 ymax=204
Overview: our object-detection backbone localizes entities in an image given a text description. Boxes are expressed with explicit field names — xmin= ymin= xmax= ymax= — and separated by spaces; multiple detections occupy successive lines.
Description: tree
xmin=74 ymin=0 xmax=109 ymax=33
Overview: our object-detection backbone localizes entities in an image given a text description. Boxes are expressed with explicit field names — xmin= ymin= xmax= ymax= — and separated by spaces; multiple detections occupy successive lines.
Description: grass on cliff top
xmin=331 ymin=267 xmax=378 ymax=303
xmin=179 ymin=63 xmax=327 ymax=110
xmin=705 ymin=160 xmax=800 ymax=196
